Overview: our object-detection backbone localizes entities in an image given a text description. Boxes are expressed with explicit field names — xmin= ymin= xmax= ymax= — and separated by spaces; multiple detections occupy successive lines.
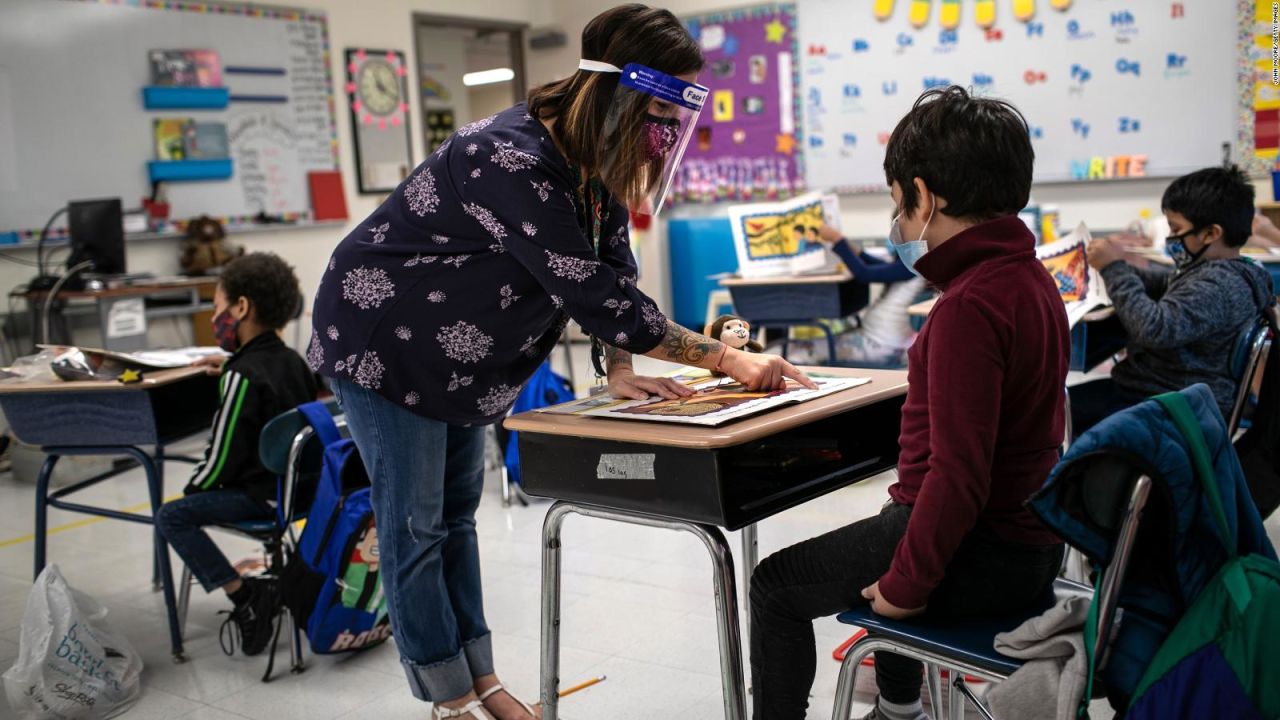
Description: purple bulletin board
xmin=672 ymin=4 xmax=804 ymax=204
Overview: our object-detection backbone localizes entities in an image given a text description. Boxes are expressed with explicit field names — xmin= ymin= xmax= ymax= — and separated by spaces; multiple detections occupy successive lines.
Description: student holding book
xmin=1073 ymin=166 xmax=1275 ymax=436
xmin=749 ymin=86 xmax=1068 ymax=720
xmin=782 ymin=224 xmax=926 ymax=367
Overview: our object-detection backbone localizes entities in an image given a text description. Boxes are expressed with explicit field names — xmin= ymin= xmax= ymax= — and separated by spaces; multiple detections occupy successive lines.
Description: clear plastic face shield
xmin=579 ymin=60 xmax=707 ymax=216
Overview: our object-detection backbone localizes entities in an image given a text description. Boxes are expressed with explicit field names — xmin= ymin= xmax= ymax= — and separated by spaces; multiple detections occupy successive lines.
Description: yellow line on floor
xmin=0 ymin=495 xmax=181 ymax=548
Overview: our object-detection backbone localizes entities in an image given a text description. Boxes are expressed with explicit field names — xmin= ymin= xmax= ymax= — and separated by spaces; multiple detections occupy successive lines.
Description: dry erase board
xmin=796 ymin=0 xmax=1242 ymax=192
xmin=0 ymin=0 xmax=339 ymax=240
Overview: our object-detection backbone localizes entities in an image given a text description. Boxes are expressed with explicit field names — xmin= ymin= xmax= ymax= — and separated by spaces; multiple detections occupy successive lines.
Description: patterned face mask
xmin=643 ymin=114 xmax=682 ymax=160
xmin=212 ymin=308 xmax=240 ymax=353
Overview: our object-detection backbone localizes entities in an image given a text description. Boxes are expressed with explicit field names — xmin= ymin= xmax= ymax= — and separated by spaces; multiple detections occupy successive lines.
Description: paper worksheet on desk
xmin=538 ymin=374 xmax=869 ymax=427
xmin=1036 ymin=222 xmax=1111 ymax=328
xmin=728 ymin=192 xmax=843 ymax=279
xmin=37 ymin=345 xmax=227 ymax=369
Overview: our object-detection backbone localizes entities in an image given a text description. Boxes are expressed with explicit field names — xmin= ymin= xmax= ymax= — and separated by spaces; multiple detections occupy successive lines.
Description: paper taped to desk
xmin=596 ymin=453 xmax=656 ymax=480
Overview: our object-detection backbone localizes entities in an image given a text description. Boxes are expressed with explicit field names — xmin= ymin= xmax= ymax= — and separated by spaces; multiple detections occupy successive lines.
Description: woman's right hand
xmin=719 ymin=348 xmax=817 ymax=392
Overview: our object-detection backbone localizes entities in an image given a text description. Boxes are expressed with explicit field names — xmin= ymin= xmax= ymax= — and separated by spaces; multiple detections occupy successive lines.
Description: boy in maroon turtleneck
xmin=749 ymin=86 xmax=1069 ymax=720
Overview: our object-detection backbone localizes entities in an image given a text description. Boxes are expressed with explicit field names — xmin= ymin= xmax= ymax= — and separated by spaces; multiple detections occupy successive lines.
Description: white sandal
xmin=478 ymin=683 xmax=538 ymax=718
xmin=432 ymin=700 xmax=496 ymax=720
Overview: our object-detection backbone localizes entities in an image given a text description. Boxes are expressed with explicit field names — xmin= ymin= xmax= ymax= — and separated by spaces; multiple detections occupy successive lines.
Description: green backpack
xmin=1118 ymin=392 xmax=1280 ymax=719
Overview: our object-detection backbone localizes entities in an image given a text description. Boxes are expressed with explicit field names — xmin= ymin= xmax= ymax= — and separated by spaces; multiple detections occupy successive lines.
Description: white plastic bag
xmin=3 ymin=565 xmax=142 ymax=719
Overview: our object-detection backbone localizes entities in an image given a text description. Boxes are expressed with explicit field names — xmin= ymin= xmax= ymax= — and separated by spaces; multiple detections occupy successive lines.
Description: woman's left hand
xmin=607 ymin=367 xmax=695 ymax=400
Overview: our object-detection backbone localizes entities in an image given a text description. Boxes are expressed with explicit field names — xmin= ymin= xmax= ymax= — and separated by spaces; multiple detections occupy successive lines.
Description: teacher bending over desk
xmin=309 ymin=5 xmax=811 ymax=719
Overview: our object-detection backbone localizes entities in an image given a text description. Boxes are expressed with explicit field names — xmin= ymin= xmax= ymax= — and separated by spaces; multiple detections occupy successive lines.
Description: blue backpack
xmin=282 ymin=402 xmax=391 ymax=654
xmin=503 ymin=361 xmax=574 ymax=485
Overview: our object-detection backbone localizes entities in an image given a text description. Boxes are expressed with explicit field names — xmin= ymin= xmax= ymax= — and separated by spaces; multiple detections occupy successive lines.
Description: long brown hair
xmin=527 ymin=4 xmax=703 ymax=209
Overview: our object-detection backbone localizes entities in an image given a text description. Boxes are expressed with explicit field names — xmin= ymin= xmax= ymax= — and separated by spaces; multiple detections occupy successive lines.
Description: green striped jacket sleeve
xmin=186 ymin=369 xmax=255 ymax=492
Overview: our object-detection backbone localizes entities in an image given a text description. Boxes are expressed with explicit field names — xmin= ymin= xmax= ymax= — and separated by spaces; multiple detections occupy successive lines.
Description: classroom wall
xmin=533 ymin=0 xmax=1275 ymax=305
xmin=7 ymin=0 xmax=1270 ymax=355
xmin=0 ymin=0 xmax=554 ymax=354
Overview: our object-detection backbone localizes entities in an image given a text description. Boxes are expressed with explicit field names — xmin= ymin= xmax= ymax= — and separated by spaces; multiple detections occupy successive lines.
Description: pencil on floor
xmin=558 ymin=676 xmax=606 ymax=698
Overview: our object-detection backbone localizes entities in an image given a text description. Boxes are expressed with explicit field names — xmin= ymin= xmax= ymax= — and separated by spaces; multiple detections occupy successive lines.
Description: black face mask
xmin=1164 ymin=227 xmax=1210 ymax=269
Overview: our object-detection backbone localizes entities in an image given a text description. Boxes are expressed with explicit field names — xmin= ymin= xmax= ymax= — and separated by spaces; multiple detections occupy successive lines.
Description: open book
xmin=1036 ymin=222 xmax=1112 ymax=327
xmin=728 ymin=192 xmax=843 ymax=279
xmin=538 ymin=369 xmax=869 ymax=427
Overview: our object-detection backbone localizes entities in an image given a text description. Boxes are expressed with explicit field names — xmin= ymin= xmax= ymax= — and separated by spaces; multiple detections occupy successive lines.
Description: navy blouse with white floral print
xmin=309 ymin=104 xmax=668 ymax=425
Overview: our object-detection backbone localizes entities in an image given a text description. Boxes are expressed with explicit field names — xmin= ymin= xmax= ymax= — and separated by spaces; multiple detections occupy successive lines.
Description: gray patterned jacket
xmin=1103 ymin=256 xmax=1273 ymax=419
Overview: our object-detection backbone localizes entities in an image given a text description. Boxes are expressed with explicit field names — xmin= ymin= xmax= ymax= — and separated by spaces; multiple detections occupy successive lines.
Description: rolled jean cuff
xmin=462 ymin=633 xmax=494 ymax=678
xmin=195 ymin=565 xmax=240 ymax=594
xmin=403 ymin=650 xmax=473 ymax=703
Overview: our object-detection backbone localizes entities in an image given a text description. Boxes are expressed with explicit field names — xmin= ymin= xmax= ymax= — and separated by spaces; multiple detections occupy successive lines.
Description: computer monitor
xmin=66 ymin=198 xmax=125 ymax=275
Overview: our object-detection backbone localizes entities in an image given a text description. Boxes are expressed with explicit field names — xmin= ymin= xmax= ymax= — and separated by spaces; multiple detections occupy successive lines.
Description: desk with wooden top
xmin=16 ymin=276 xmax=218 ymax=352
xmin=719 ymin=273 xmax=870 ymax=363
xmin=505 ymin=367 xmax=908 ymax=720
xmin=0 ymin=365 xmax=219 ymax=661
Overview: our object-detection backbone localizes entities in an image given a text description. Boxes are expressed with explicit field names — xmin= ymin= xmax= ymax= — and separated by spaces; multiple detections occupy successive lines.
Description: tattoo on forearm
xmin=604 ymin=344 xmax=632 ymax=370
xmin=659 ymin=321 xmax=723 ymax=365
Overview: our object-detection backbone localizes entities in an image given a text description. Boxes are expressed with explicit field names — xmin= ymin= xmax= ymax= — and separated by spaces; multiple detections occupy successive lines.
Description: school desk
xmin=0 ymin=365 xmax=219 ymax=661
xmin=16 ymin=276 xmax=218 ymax=352
xmin=719 ymin=273 xmax=870 ymax=362
xmin=505 ymin=367 xmax=908 ymax=720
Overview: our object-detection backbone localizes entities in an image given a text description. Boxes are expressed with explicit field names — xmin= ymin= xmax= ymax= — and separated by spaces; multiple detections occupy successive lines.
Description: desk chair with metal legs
xmin=830 ymin=465 xmax=1153 ymax=720
xmin=175 ymin=398 xmax=343 ymax=682
xmin=1227 ymin=316 xmax=1272 ymax=438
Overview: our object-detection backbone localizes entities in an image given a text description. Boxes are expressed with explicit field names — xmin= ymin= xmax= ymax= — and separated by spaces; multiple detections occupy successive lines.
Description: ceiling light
xmin=463 ymin=68 xmax=514 ymax=86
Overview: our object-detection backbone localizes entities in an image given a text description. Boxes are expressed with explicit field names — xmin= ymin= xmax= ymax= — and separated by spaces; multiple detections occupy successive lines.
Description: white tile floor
xmin=0 ymin=351 xmax=1276 ymax=719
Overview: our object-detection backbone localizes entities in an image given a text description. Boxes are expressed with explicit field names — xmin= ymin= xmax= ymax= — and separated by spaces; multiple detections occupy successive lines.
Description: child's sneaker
xmin=219 ymin=577 xmax=277 ymax=656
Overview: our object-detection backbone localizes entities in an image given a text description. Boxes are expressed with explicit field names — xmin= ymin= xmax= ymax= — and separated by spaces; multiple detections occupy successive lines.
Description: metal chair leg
xmin=177 ymin=565 xmax=193 ymax=639
xmin=925 ymin=663 xmax=944 ymax=717
xmin=740 ymin=523 xmax=758 ymax=650
xmin=501 ymin=463 xmax=512 ymax=508
xmin=954 ymin=677 xmax=996 ymax=720
xmin=33 ymin=453 xmax=59 ymax=579
xmin=831 ymin=641 xmax=862 ymax=720
xmin=948 ymin=670 xmax=961 ymax=720
xmin=289 ymin=608 xmax=306 ymax=674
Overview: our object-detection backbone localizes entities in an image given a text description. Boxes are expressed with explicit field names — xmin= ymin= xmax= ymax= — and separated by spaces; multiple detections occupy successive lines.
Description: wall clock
xmin=345 ymin=48 xmax=413 ymax=194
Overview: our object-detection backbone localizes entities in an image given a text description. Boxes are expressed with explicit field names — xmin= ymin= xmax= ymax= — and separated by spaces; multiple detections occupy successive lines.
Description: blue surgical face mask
xmin=1164 ymin=227 xmax=1209 ymax=269
xmin=889 ymin=193 xmax=935 ymax=276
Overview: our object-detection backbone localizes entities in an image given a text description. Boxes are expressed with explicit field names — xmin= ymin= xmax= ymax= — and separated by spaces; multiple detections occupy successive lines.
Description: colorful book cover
xmin=1035 ymin=222 xmax=1111 ymax=327
xmin=148 ymin=49 xmax=221 ymax=87
xmin=149 ymin=50 xmax=196 ymax=86
xmin=154 ymin=118 xmax=192 ymax=161
xmin=728 ymin=192 xmax=842 ymax=278
xmin=186 ymin=122 xmax=229 ymax=159
xmin=188 ymin=50 xmax=222 ymax=87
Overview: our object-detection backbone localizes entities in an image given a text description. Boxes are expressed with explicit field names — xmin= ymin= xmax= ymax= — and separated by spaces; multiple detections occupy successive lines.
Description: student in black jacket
xmin=156 ymin=253 xmax=317 ymax=656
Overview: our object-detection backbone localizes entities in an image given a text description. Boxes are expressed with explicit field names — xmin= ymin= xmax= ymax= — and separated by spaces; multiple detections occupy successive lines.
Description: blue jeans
xmin=330 ymin=377 xmax=491 ymax=703
xmin=155 ymin=490 xmax=274 ymax=592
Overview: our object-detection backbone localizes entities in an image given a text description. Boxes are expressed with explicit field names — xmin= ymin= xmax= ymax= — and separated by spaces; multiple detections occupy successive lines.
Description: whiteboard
xmin=796 ymin=0 xmax=1240 ymax=192
xmin=0 ymin=0 xmax=338 ymax=238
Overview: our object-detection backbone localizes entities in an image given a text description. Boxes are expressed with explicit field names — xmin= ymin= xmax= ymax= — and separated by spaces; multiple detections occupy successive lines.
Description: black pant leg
xmin=749 ymin=503 xmax=911 ymax=720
